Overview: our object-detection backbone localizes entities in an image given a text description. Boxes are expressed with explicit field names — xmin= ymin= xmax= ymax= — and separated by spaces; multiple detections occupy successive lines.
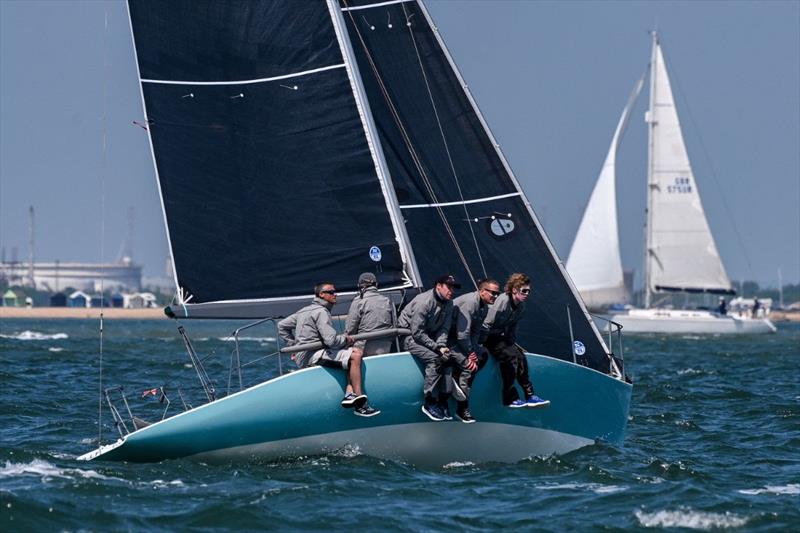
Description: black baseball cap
xmin=434 ymin=274 xmax=461 ymax=289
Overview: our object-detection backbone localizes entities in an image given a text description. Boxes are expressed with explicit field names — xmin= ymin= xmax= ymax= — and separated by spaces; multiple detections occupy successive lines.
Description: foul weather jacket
xmin=278 ymin=297 xmax=348 ymax=368
xmin=345 ymin=286 xmax=396 ymax=351
xmin=483 ymin=292 xmax=525 ymax=344
xmin=450 ymin=290 xmax=489 ymax=355
xmin=397 ymin=288 xmax=453 ymax=353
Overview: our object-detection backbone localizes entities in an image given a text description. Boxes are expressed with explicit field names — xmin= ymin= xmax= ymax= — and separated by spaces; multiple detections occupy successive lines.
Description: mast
xmin=644 ymin=31 xmax=658 ymax=309
xmin=326 ymin=0 xmax=422 ymax=288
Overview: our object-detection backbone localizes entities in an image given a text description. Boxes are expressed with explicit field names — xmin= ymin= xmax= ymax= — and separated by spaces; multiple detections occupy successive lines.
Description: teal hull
xmin=80 ymin=353 xmax=631 ymax=466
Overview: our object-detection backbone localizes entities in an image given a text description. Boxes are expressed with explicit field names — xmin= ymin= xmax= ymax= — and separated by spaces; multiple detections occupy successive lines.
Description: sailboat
xmin=79 ymin=0 xmax=631 ymax=466
xmin=568 ymin=32 xmax=775 ymax=335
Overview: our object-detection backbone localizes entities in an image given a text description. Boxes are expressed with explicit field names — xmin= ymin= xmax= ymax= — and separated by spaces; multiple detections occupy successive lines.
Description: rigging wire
xmin=400 ymin=1 xmax=487 ymax=280
xmin=97 ymin=7 xmax=109 ymax=445
xmin=342 ymin=1 xmax=478 ymax=288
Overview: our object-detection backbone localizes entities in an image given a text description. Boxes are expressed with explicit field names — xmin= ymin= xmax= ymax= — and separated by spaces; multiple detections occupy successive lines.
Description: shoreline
xmin=0 ymin=307 xmax=167 ymax=320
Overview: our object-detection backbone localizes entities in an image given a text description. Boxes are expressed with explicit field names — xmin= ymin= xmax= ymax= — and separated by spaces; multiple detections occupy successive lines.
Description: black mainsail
xmin=128 ymin=0 xmax=415 ymax=311
xmin=128 ymin=0 xmax=616 ymax=374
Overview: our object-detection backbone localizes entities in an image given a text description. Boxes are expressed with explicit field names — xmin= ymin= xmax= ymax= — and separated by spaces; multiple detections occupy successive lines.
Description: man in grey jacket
xmin=345 ymin=272 xmax=396 ymax=356
xmin=278 ymin=281 xmax=379 ymax=417
xmin=484 ymin=273 xmax=549 ymax=409
xmin=449 ymin=278 xmax=501 ymax=423
xmin=398 ymin=274 xmax=460 ymax=421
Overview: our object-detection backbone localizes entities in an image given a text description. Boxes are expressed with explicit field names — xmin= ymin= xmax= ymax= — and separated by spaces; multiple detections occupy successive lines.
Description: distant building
xmin=49 ymin=292 xmax=67 ymax=307
xmin=68 ymin=290 xmax=89 ymax=308
xmin=0 ymin=260 xmax=142 ymax=293
xmin=2 ymin=289 xmax=19 ymax=307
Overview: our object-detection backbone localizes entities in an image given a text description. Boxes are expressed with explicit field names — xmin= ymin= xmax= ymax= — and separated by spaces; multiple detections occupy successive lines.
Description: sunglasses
xmin=320 ymin=289 xmax=337 ymax=295
xmin=519 ymin=288 xmax=531 ymax=295
xmin=483 ymin=289 xmax=501 ymax=297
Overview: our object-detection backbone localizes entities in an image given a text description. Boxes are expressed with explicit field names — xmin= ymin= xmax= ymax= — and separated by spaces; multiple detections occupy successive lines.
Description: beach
xmin=0 ymin=307 xmax=166 ymax=320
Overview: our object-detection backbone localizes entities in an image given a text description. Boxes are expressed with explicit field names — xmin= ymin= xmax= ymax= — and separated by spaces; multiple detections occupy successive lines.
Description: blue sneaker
xmin=422 ymin=403 xmax=446 ymax=421
xmin=439 ymin=404 xmax=453 ymax=421
xmin=526 ymin=395 xmax=551 ymax=408
xmin=508 ymin=399 xmax=527 ymax=408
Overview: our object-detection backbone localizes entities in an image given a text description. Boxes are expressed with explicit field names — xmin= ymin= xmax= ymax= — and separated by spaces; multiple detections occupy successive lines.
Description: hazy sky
xmin=1 ymin=0 xmax=798 ymax=288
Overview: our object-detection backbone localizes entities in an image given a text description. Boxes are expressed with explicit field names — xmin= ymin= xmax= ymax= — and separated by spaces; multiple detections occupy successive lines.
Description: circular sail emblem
xmin=573 ymin=340 xmax=586 ymax=356
xmin=489 ymin=217 xmax=515 ymax=237
xmin=369 ymin=246 xmax=382 ymax=262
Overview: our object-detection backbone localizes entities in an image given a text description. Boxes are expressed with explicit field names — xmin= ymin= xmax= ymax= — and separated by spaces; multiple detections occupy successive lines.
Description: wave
xmin=738 ymin=484 xmax=800 ymax=495
xmin=0 ymin=331 xmax=68 ymax=341
xmin=48 ymin=347 xmax=64 ymax=352
xmin=635 ymin=508 xmax=748 ymax=529
xmin=539 ymin=482 xmax=627 ymax=494
xmin=0 ymin=459 xmax=116 ymax=481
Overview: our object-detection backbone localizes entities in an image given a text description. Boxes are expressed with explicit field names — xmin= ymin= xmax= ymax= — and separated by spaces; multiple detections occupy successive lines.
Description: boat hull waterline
xmin=79 ymin=353 xmax=631 ymax=467
xmin=607 ymin=309 xmax=776 ymax=334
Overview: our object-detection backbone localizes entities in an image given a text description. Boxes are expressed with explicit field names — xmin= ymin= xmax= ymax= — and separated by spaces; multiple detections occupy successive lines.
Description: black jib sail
xmin=338 ymin=0 xmax=613 ymax=372
xmin=127 ymin=0 xmax=415 ymax=314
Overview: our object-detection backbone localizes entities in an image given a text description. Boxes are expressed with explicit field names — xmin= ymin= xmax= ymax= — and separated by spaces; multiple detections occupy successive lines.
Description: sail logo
xmin=573 ymin=340 xmax=586 ymax=356
xmin=369 ymin=246 xmax=382 ymax=262
xmin=667 ymin=177 xmax=692 ymax=194
xmin=489 ymin=216 xmax=515 ymax=238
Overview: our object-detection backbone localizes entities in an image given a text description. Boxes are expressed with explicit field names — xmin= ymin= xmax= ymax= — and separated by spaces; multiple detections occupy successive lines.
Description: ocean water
xmin=1 ymin=318 xmax=798 ymax=531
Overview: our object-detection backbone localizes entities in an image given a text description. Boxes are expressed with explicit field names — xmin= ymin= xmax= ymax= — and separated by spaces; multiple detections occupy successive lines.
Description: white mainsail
xmin=644 ymin=35 xmax=731 ymax=303
xmin=567 ymin=76 xmax=644 ymax=309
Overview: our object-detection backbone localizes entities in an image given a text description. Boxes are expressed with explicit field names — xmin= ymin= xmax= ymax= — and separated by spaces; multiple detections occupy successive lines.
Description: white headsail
xmin=645 ymin=34 xmax=732 ymax=303
xmin=567 ymin=75 xmax=644 ymax=309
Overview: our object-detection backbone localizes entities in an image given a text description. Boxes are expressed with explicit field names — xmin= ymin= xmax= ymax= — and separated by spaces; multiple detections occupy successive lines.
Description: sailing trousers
xmin=485 ymin=336 xmax=534 ymax=405
xmin=450 ymin=346 xmax=489 ymax=406
xmin=402 ymin=337 xmax=446 ymax=398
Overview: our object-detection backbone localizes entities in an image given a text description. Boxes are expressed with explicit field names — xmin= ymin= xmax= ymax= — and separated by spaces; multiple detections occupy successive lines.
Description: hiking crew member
xmin=345 ymin=272 xmax=397 ymax=356
xmin=398 ymin=275 xmax=460 ymax=422
xmin=278 ymin=282 xmax=380 ymax=417
xmin=483 ymin=273 xmax=550 ymax=409
xmin=448 ymin=278 xmax=501 ymax=423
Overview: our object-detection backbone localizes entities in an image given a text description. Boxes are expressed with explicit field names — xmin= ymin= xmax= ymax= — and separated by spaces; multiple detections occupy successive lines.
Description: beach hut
xmin=111 ymin=292 xmax=124 ymax=308
xmin=50 ymin=292 xmax=67 ymax=307
xmin=68 ymin=290 xmax=89 ymax=308
xmin=2 ymin=289 xmax=19 ymax=307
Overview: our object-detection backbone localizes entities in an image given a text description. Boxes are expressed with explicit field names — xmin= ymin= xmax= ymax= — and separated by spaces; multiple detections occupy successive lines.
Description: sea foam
xmin=738 ymin=484 xmax=800 ymax=495
xmin=0 ymin=331 xmax=68 ymax=341
xmin=635 ymin=508 xmax=748 ymax=529
xmin=0 ymin=459 xmax=114 ymax=482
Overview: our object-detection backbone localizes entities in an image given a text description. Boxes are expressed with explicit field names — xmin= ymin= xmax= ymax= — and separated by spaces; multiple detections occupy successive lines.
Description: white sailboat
xmin=79 ymin=0 xmax=631 ymax=465
xmin=570 ymin=32 xmax=775 ymax=335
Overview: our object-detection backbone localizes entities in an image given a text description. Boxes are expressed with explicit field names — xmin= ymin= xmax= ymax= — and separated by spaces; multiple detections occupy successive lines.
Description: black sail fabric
xmin=340 ymin=0 xmax=612 ymax=372
xmin=128 ymin=0 xmax=406 ymax=305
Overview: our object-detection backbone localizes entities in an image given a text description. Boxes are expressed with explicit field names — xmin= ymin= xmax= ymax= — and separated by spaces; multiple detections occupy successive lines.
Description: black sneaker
xmin=456 ymin=408 xmax=476 ymax=424
xmin=421 ymin=403 xmax=446 ymax=422
xmin=341 ymin=393 xmax=367 ymax=409
xmin=354 ymin=404 xmax=381 ymax=417
xmin=439 ymin=404 xmax=453 ymax=421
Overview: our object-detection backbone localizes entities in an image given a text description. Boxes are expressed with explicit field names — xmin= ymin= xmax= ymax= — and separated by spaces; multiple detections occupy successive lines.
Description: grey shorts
xmin=309 ymin=348 xmax=352 ymax=370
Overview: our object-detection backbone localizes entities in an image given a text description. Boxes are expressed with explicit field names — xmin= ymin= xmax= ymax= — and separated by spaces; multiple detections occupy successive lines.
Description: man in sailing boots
xmin=483 ymin=273 xmax=550 ymax=409
xmin=398 ymin=274 xmax=465 ymax=422
xmin=345 ymin=272 xmax=396 ymax=356
xmin=278 ymin=282 xmax=380 ymax=417
xmin=448 ymin=278 xmax=501 ymax=423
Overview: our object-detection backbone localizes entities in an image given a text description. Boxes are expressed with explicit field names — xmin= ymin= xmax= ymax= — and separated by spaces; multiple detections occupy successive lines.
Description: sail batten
xmin=140 ymin=64 xmax=346 ymax=86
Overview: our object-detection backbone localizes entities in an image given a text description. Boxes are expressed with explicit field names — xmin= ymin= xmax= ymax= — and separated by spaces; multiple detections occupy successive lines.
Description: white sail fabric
xmin=567 ymin=76 xmax=643 ymax=309
xmin=646 ymin=40 xmax=731 ymax=294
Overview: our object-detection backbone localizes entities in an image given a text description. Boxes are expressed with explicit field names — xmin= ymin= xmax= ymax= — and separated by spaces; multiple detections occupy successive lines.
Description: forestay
xmin=567 ymin=75 xmax=644 ymax=308
xmin=127 ymin=0 xmax=413 ymax=310
xmin=339 ymin=0 xmax=613 ymax=372
xmin=646 ymin=37 xmax=732 ymax=296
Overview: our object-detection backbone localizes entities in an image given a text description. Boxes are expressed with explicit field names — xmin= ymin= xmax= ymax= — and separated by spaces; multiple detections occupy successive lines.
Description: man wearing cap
xmin=448 ymin=278 xmax=501 ymax=423
xmin=398 ymin=274 xmax=460 ymax=421
xmin=278 ymin=281 xmax=380 ymax=417
xmin=483 ymin=273 xmax=549 ymax=409
xmin=345 ymin=272 xmax=397 ymax=356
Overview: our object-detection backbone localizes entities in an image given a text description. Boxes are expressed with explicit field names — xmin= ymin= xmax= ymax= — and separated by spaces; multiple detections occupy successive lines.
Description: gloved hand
xmin=437 ymin=346 xmax=451 ymax=360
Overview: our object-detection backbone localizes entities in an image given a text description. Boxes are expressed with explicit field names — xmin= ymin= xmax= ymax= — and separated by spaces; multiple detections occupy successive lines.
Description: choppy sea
xmin=1 ymin=318 xmax=798 ymax=531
